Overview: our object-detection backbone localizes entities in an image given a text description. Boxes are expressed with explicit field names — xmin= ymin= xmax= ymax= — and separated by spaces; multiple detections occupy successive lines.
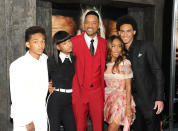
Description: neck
xmin=29 ymin=51 xmax=40 ymax=60
xmin=125 ymin=39 xmax=133 ymax=50
xmin=87 ymin=33 xmax=97 ymax=39
xmin=61 ymin=51 xmax=70 ymax=56
xmin=125 ymin=43 xmax=131 ymax=50
xmin=111 ymin=57 xmax=116 ymax=63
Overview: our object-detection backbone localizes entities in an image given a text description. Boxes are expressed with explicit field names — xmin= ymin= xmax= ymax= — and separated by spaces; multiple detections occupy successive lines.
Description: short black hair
xmin=53 ymin=31 xmax=71 ymax=45
xmin=85 ymin=11 xmax=99 ymax=21
xmin=116 ymin=15 xmax=137 ymax=31
xmin=25 ymin=26 xmax=46 ymax=42
xmin=51 ymin=31 xmax=71 ymax=63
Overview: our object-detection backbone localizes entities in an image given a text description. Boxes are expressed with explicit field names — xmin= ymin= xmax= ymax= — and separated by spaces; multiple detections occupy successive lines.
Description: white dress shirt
xmin=84 ymin=33 xmax=98 ymax=54
xmin=9 ymin=51 xmax=48 ymax=131
xmin=59 ymin=52 xmax=72 ymax=63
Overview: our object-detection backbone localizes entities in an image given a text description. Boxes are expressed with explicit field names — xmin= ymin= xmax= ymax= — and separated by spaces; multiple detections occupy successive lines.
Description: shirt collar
xmin=25 ymin=51 xmax=45 ymax=62
xmin=59 ymin=52 xmax=72 ymax=63
xmin=84 ymin=33 xmax=98 ymax=46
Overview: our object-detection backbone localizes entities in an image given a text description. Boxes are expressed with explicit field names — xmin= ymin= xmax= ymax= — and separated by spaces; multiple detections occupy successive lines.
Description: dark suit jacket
xmin=128 ymin=40 xmax=164 ymax=114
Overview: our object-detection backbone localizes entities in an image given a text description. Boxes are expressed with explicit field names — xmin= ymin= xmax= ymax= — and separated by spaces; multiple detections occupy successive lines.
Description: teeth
xmin=87 ymin=29 xmax=93 ymax=31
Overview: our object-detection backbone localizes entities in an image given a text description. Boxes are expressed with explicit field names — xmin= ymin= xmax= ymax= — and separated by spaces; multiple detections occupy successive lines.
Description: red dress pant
xmin=72 ymin=87 xmax=104 ymax=131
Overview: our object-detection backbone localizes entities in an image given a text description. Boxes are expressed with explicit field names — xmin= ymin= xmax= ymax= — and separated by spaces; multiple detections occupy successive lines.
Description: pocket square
xmin=138 ymin=53 xmax=143 ymax=57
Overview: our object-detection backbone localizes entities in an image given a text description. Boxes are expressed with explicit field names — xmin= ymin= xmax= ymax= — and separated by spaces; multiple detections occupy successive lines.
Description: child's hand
xmin=26 ymin=122 xmax=35 ymax=131
xmin=48 ymin=81 xmax=55 ymax=93
xmin=123 ymin=117 xmax=131 ymax=131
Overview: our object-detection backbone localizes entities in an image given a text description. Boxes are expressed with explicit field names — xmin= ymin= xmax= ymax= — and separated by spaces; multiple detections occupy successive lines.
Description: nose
xmin=38 ymin=41 xmax=44 ymax=48
xmin=38 ymin=42 xmax=42 ymax=48
xmin=122 ymin=31 xmax=127 ymax=36
xmin=67 ymin=41 xmax=72 ymax=47
xmin=114 ymin=47 xmax=119 ymax=51
xmin=88 ymin=23 xmax=93 ymax=28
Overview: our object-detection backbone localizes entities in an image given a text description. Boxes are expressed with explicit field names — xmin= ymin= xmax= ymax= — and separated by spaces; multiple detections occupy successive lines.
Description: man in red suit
xmin=71 ymin=11 xmax=106 ymax=131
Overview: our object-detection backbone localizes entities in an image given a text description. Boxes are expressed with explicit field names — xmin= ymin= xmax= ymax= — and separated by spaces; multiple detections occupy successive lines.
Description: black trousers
xmin=47 ymin=91 xmax=76 ymax=131
xmin=133 ymin=106 xmax=160 ymax=131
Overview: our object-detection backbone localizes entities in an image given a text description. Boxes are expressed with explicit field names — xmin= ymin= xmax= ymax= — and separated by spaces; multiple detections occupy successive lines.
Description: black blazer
xmin=128 ymin=40 xmax=164 ymax=113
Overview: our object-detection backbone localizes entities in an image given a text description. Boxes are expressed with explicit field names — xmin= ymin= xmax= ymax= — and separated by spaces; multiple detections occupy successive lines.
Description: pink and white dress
xmin=104 ymin=59 xmax=136 ymax=125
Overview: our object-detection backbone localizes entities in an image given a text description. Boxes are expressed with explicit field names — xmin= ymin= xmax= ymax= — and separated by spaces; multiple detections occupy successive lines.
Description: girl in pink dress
xmin=104 ymin=35 xmax=135 ymax=131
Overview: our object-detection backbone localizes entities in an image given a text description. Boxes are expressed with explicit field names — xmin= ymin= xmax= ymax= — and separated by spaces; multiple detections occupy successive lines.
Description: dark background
xmin=0 ymin=0 xmax=177 ymax=130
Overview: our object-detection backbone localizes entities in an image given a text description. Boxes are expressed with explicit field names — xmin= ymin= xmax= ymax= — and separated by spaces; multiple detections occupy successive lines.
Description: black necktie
xmin=64 ymin=57 xmax=71 ymax=64
xmin=90 ymin=39 xmax=94 ymax=56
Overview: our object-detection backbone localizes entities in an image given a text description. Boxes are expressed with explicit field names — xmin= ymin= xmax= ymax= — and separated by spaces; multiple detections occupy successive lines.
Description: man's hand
xmin=48 ymin=81 xmax=55 ymax=93
xmin=26 ymin=122 xmax=35 ymax=131
xmin=154 ymin=101 xmax=164 ymax=114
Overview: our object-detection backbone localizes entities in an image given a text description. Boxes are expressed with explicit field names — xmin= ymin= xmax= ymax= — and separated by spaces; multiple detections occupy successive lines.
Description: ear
xmin=25 ymin=42 xmax=30 ymax=48
xmin=98 ymin=22 xmax=101 ymax=29
xmin=56 ymin=44 xmax=61 ymax=51
xmin=82 ymin=22 xmax=85 ymax=30
xmin=118 ymin=31 xmax=121 ymax=36
xmin=134 ymin=30 xmax=136 ymax=35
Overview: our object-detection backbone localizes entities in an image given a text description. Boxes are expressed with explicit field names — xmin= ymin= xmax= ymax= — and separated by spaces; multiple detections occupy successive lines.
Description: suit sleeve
xmin=71 ymin=36 xmax=85 ymax=89
xmin=145 ymin=42 xmax=165 ymax=101
xmin=104 ymin=39 xmax=107 ymax=58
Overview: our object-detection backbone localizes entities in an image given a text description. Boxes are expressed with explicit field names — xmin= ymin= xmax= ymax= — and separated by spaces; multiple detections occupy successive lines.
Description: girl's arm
xmin=125 ymin=77 xmax=133 ymax=123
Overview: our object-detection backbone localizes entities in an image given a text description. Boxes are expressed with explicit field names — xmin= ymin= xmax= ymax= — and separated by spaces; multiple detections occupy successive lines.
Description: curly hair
xmin=106 ymin=35 xmax=127 ymax=73
xmin=116 ymin=15 xmax=137 ymax=32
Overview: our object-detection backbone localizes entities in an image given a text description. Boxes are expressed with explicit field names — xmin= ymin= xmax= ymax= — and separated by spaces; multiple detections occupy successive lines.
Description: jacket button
xmin=90 ymin=84 xmax=93 ymax=87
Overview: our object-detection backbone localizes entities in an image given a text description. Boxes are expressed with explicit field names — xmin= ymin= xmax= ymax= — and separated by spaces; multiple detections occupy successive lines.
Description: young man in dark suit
xmin=116 ymin=15 xmax=164 ymax=131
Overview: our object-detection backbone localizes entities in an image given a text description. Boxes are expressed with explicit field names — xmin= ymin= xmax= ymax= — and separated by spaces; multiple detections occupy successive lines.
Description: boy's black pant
xmin=47 ymin=91 xmax=76 ymax=131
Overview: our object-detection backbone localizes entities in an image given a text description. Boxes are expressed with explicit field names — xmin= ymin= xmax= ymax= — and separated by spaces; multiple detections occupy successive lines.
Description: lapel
xmin=129 ymin=40 xmax=142 ymax=65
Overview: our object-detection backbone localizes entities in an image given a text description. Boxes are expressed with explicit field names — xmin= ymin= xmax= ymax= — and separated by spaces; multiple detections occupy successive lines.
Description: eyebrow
xmin=120 ymin=29 xmax=132 ymax=31
xmin=32 ymin=38 xmax=45 ymax=40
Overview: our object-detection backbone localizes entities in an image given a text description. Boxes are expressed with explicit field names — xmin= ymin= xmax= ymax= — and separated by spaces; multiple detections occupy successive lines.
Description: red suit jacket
xmin=71 ymin=33 xmax=106 ymax=102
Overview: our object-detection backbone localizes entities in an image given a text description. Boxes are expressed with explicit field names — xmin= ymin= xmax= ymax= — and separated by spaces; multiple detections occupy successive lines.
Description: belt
xmin=55 ymin=88 xmax=72 ymax=93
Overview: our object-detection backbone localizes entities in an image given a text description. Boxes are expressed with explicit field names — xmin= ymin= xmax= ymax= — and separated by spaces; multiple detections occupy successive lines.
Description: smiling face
xmin=118 ymin=24 xmax=136 ymax=49
xmin=111 ymin=38 xmax=123 ymax=62
xmin=26 ymin=33 xmax=45 ymax=59
xmin=83 ymin=14 xmax=100 ymax=38
xmin=56 ymin=39 xmax=73 ymax=55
